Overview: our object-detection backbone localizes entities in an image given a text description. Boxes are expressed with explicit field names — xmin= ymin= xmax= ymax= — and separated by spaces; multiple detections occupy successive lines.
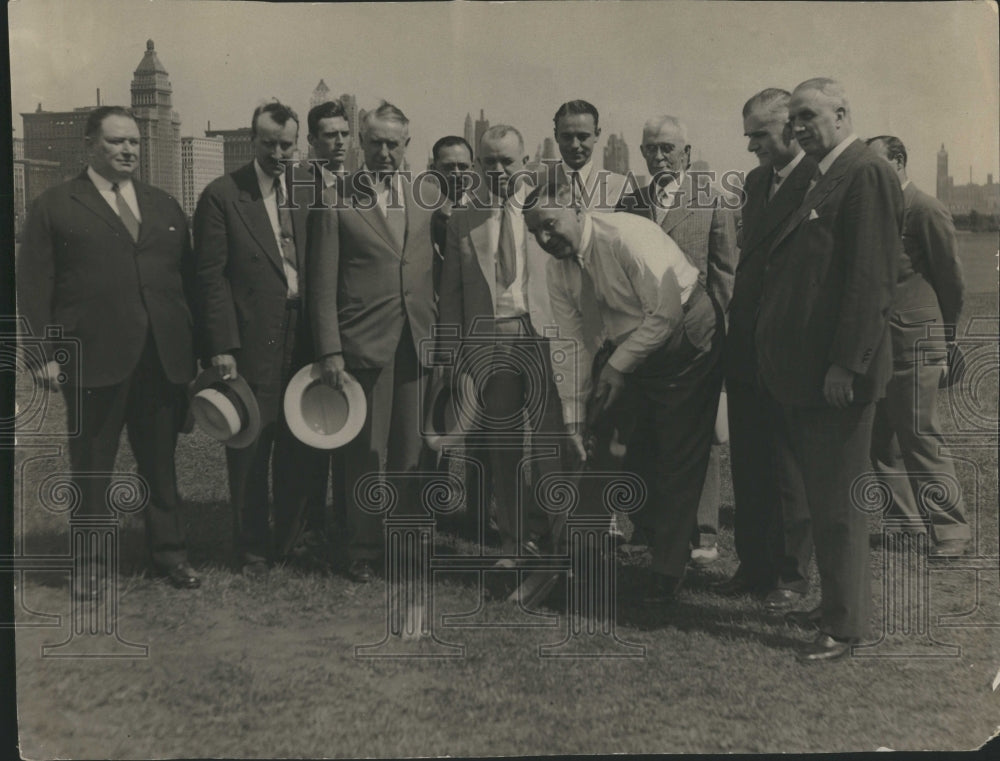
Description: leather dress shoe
xmin=763 ymin=587 xmax=804 ymax=611
xmin=784 ymin=607 xmax=822 ymax=631
xmin=930 ymin=539 xmax=971 ymax=557
xmin=641 ymin=574 xmax=682 ymax=604
xmin=162 ymin=562 xmax=201 ymax=590
xmin=347 ymin=560 xmax=378 ymax=584
xmin=796 ymin=632 xmax=855 ymax=663
xmin=485 ymin=558 xmax=518 ymax=600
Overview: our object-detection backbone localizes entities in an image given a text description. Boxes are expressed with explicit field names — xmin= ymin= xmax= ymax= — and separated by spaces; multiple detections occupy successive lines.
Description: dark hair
xmin=251 ymin=101 xmax=299 ymax=136
xmin=432 ymin=135 xmax=473 ymax=164
xmin=866 ymin=135 xmax=907 ymax=167
xmin=85 ymin=106 xmax=136 ymax=137
xmin=307 ymin=100 xmax=347 ymax=137
xmin=553 ymin=100 xmax=600 ymax=130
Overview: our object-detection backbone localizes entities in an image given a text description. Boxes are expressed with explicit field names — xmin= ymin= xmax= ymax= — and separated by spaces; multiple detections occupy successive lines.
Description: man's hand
xmin=35 ymin=360 xmax=64 ymax=390
xmin=211 ymin=353 xmax=238 ymax=380
xmin=319 ymin=353 xmax=349 ymax=390
xmin=823 ymin=364 xmax=856 ymax=408
xmin=596 ymin=363 xmax=626 ymax=413
xmin=566 ymin=422 xmax=587 ymax=469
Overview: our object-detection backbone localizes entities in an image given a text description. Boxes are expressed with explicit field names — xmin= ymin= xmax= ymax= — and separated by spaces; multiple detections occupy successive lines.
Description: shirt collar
xmin=653 ymin=169 xmax=685 ymax=200
xmin=254 ymin=159 xmax=281 ymax=195
xmin=87 ymin=166 xmax=131 ymax=193
xmin=320 ymin=165 xmax=343 ymax=188
xmin=563 ymin=160 xmax=593 ymax=186
xmin=901 ymin=178 xmax=911 ymax=191
xmin=774 ymin=149 xmax=805 ymax=182
xmin=816 ymin=134 xmax=858 ymax=176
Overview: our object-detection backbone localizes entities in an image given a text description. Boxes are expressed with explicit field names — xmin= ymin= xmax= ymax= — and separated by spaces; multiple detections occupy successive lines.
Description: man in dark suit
xmin=866 ymin=135 xmax=970 ymax=556
xmin=617 ymin=114 xmax=739 ymax=564
xmin=193 ymin=101 xmax=327 ymax=578
xmin=308 ymin=102 xmax=442 ymax=583
xmin=17 ymin=106 xmax=200 ymax=595
xmin=429 ymin=135 xmax=475 ymax=295
xmin=756 ymin=78 xmax=902 ymax=662
xmin=713 ymin=89 xmax=815 ymax=608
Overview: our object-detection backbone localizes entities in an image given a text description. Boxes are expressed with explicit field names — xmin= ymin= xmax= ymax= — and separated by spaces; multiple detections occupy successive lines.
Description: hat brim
xmin=284 ymin=362 xmax=367 ymax=449
xmin=189 ymin=366 xmax=261 ymax=449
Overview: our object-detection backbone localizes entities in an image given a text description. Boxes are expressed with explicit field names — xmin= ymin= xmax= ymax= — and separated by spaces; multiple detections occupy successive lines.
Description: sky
xmin=7 ymin=0 xmax=999 ymax=193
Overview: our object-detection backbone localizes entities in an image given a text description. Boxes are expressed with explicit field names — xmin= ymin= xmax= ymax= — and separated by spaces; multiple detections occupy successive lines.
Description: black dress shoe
xmin=763 ymin=587 xmax=804 ymax=611
xmin=641 ymin=574 xmax=682 ymax=604
xmin=162 ymin=562 xmax=201 ymax=590
xmin=795 ymin=632 xmax=855 ymax=663
xmin=784 ymin=607 xmax=822 ymax=631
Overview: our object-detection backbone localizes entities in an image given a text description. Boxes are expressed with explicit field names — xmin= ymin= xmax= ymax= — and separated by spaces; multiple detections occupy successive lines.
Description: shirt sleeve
xmin=546 ymin=259 xmax=592 ymax=426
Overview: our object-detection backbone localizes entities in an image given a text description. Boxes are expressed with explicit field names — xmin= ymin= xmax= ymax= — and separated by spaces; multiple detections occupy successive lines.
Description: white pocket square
xmin=808 ymin=209 xmax=819 ymax=221
xmin=168 ymin=225 xmax=177 ymax=231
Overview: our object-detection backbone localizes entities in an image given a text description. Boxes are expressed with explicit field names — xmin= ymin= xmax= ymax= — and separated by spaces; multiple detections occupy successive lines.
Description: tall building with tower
xmin=130 ymin=39 xmax=182 ymax=199
xmin=310 ymin=79 xmax=332 ymax=109
xmin=935 ymin=143 xmax=1000 ymax=214
xmin=937 ymin=143 xmax=950 ymax=202
xmin=464 ymin=113 xmax=474 ymax=149
xmin=603 ymin=132 xmax=630 ymax=175
xmin=181 ymin=136 xmax=225 ymax=219
xmin=474 ymin=109 xmax=490 ymax=152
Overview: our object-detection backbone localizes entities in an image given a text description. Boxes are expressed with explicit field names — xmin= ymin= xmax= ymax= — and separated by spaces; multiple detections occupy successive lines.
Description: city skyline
xmin=9 ymin=1 xmax=999 ymax=197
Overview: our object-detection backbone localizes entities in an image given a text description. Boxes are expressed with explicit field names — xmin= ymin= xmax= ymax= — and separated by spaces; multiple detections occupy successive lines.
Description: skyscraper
xmin=130 ymin=39 xmax=182 ymax=199
xmin=181 ymin=136 xmax=225 ymax=219
xmin=464 ymin=113 xmax=474 ymax=149
xmin=474 ymin=109 xmax=490 ymax=152
xmin=21 ymin=102 xmax=97 ymax=178
xmin=310 ymin=79 xmax=332 ymax=109
xmin=603 ymin=132 xmax=630 ymax=175
xmin=340 ymin=93 xmax=365 ymax=173
xmin=937 ymin=143 xmax=950 ymax=202
xmin=204 ymin=126 xmax=255 ymax=175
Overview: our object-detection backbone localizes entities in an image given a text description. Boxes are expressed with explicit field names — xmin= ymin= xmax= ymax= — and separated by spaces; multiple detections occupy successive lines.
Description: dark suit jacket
xmin=725 ymin=156 xmax=817 ymax=384
xmin=890 ymin=182 xmax=965 ymax=362
xmin=307 ymin=171 xmax=442 ymax=369
xmin=755 ymin=139 xmax=903 ymax=407
xmin=193 ymin=162 xmax=311 ymax=388
xmin=17 ymin=170 xmax=195 ymax=388
xmin=617 ymin=173 xmax=739 ymax=314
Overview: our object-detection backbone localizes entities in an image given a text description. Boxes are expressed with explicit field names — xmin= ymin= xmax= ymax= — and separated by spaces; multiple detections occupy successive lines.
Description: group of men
xmin=17 ymin=75 xmax=969 ymax=663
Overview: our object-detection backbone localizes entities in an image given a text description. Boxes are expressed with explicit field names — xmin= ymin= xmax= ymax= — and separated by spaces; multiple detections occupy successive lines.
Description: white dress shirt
xmin=254 ymin=159 xmax=298 ymax=298
xmin=817 ymin=134 xmax=859 ymax=176
xmin=770 ymin=149 xmax=805 ymax=199
xmin=492 ymin=186 xmax=530 ymax=318
xmin=87 ymin=166 xmax=142 ymax=222
xmin=546 ymin=212 xmax=700 ymax=423
xmin=360 ymin=165 xmax=405 ymax=217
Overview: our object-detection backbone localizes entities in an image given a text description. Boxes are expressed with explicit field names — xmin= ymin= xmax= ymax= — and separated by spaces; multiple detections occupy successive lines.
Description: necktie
xmin=383 ymin=175 xmax=406 ymax=249
xmin=273 ymin=177 xmax=298 ymax=273
xmin=768 ymin=171 xmax=783 ymax=201
xmin=496 ymin=207 xmax=518 ymax=290
xmin=112 ymin=183 xmax=140 ymax=242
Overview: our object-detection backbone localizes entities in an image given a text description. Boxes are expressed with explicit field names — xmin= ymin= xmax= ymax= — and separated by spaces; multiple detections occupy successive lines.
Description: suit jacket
xmin=307 ymin=171 xmax=442 ymax=369
xmin=437 ymin=183 xmax=580 ymax=418
xmin=756 ymin=139 xmax=903 ymax=407
xmin=17 ymin=170 xmax=195 ymax=388
xmin=725 ymin=156 xmax=817 ymax=384
xmin=889 ymin=182 xmax=965 ymax=362
xmin=535 ymin=162 xmax=629 ymax=212
xmin=617 ymin=173 xmax=739 ymax=314
xmin=193 ymin=161 xmax=311 ymax=387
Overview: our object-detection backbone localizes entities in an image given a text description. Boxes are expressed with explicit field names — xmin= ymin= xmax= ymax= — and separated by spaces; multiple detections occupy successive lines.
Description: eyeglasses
xmin=641 ymin=143 xmax=682 ymax=157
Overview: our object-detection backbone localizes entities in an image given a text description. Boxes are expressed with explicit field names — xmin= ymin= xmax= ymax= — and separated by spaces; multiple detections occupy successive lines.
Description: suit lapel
xmin=742 ymin=158 xmax=813 ymax=257
xmin=232 ymin=165 xmax=286 ymax=279
xmin=659 ymin=174 xmax=694 ymax=234
xmin=469 ymin=206 xmax=500 ymax=305
xmin=770 ymin=141 xmax=862 ymax=252
xmin=347 ymin=172 xmax=400 ymax=256
xmin=70 ymin=173 xmax=132 ymax=239
xmin=133 ymin=182 xmax=157 ymax=247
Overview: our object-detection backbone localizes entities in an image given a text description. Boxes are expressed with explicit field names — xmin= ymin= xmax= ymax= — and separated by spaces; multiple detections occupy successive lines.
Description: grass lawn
xmin=10 ymin=279 xmax=999 ymax=756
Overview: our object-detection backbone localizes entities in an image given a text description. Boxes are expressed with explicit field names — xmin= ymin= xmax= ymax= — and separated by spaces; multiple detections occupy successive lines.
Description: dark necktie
xmin=496 ymin=207 xmax=518 ymax=290
xmin=112 ymin=183 xmax=140 ymax=242
xmin=769 ymin=171 xmax=783 ymax=201
xmin=273 ymin=177 xmax=298 ymax=272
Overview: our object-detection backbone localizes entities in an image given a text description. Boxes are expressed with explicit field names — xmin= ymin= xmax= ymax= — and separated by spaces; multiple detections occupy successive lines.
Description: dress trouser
xmin=620 ymin=285 xmax=724 ymax=579
xmin=771 ymin=400 xmax=875 ymax=640
xmin=63 ymin=331 xmax=188 ymax=569
xmin=870 ymin=358 xmax=970 ymax=542
xmin=728 ymin=380 xmax=811 ymax=592
xmin=342 ymin=319 xmax=429 ymax=561
xmin=463 ymin=315 xmax=564 ymax=554
xmin=225 ymin=299 xmax=328 ymax=564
